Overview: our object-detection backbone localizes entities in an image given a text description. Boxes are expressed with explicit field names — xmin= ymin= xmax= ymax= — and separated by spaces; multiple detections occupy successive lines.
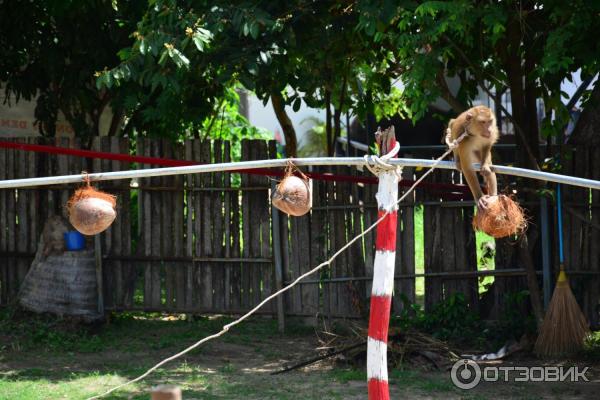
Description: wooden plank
xmin=463 ymin=206 xmax=479 ymax=308
xmin=191 ymin=139 xmax=202 ymax=308
xmin=440 ymin=172 xmax=456 ymax=301
xmin=261 ymin=141 xmax=277 ymax=310
xmin=348 ymin=166 xmax=365 ymax=317
xmin=173 ymin=142 xmax=185 ymax=311
xmin=151 ymin=140 xmax=163 ymax=308
xmin=119 ymin=137 xmax=134 ymax=308
xmin=230 ymin=165 xmax=242 ymax=311
xmin=139 ymin=139 xmax=153 ymax=309
xmin=280 ymin=211 xmax=291 ymax=313
xmin=6 ymin=140 xmax=17 ymax=299
xmin=424 ymin=171 xmax=443 ymax=310
xmin=27 ymin=138 xmax=39 ymax=270
xmin=290 ymin=207 xmax=301 ymax=314
xmin=337 ymin=166 xmax=351 ymax=316
xmin=241 ymin=140 xmax=251 ymax=309
xmin=250 ymin=142 xmax=265 ymax=307
xmin=326 ymin=168 xmax=338 ymax=315
xmin=185 ymin=139 xmax=194 ymax=310
xmin=396 ymin=165 xmax=416 ymax=311
xmin=16 ymin=138 xmax=30 ymax=286
xmin=110 ymin=137 xmax=124 ymax=308
xmin=307 ymin=169 xmax=325 ymax=318
xmin=363 ymin=176 xmax=376 ymax=300
xmin=223 ymin=141 xmax=232 ymax=311
xmin=296 ymin=212 xmax=313 ymax=315
xmin=162 ymin=139 xmax=175 ymax=309
xmin=100 ymin=137 xmax=115 ymax=310
xmin=200 ymin=140 xmax=213 ymax=309
xmin=212 ymin=140 xmax=225 ymax=311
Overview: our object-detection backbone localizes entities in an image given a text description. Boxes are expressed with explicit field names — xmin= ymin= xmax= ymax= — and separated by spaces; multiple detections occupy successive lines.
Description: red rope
xmin=0 ymin=139 xmax=470 ymax=195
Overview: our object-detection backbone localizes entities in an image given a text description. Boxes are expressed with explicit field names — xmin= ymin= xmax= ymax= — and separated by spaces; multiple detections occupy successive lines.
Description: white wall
xmin=0 ymin=92 xmax=115 ymax=138
xmin=246 ymin=94 xmax=325 ymax=145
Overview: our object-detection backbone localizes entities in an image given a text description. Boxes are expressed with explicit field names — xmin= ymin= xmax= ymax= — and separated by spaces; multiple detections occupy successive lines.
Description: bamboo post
xmin=151 ymin=385 xmax=182 ymax=400
xmin=366 ymin=127 xmax=399 ymax=400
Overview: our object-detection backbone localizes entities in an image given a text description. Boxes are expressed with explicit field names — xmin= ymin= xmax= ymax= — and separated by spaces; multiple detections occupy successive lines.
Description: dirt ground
xmin=0 ymin=315 xmax=599 ymax=399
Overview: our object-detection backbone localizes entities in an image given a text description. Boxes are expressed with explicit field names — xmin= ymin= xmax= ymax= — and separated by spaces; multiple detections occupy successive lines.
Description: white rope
xmin=80 ymin=131 xmax=460 ymax=399
xmin=363 ymin=141 xmax=402 ymax=178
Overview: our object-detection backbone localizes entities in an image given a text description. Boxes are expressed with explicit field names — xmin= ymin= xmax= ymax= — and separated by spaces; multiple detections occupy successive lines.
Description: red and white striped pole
xmin=367 ymin=127 xmax=399 ymax=400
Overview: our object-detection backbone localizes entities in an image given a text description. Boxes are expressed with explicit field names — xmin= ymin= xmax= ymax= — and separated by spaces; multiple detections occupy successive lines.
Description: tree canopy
xmin=0 ymin=0 xmax=145 ymax=141
xmin=2 ymin=1 xmax=599 ymax=161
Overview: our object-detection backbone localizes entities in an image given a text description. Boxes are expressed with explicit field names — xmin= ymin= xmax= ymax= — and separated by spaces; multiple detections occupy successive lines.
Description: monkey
xmin=444 ymin=105 xmax=498 ymax=209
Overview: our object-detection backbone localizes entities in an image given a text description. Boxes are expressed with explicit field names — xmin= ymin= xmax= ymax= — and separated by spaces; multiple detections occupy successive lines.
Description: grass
xmin=0 ymin=311 xmax=358 ymax=400
xmin=1 ymin=311 xmax=597 ymax=399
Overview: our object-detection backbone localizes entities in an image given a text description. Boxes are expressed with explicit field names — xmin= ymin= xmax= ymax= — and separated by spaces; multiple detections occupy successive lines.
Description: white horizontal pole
xmin=0 ymin=157 xmax=599 ymax=191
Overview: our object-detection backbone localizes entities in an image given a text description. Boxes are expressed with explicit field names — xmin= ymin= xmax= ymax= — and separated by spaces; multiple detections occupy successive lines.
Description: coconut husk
xmin=66 ymin=175 xmax=117 ymax=235
xmin=472 ymin=195 xmax=526 ymax=238
xmin=272 ymin=161 xmax=312 ymax=216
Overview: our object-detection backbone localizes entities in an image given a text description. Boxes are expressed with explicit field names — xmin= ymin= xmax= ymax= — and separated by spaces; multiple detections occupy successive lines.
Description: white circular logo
xmin=451 ymin=359 xmax=481 ymax=390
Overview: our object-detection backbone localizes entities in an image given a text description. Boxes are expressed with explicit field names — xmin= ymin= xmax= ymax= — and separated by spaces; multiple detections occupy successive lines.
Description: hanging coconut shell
xmin=67 ymin=176 xmax=117 ymax=236
xmin=472 ymin=195 xmax=526 ymax=238
xmin=272 ymin=162 xmax=312 ymax=217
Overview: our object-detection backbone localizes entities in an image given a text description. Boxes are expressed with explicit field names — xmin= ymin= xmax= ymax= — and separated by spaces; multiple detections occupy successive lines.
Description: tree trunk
xmin=518 ymin=233 xmax=544 ymax=329
xmin=271 ymin=91 xmax=297 ymax=157
xmin=325 ymin=89 xmax=332 ymax=156
xmin=504 ymin=18 xmax=544 ymax=331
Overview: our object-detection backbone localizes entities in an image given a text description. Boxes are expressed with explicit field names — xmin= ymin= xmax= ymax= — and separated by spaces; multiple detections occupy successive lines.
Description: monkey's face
xmin=467 ymin=107 xmax=497 ymax=140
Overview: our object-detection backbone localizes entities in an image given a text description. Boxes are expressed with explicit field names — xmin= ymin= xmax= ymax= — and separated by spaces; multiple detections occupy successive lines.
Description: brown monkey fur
xmin=445 ymin=105 xmax=498 ymax=209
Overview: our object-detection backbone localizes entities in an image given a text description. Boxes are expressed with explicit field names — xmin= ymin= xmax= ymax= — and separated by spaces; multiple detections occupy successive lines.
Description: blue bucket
xmin=64 ymin=231 xmax=86 ymax=251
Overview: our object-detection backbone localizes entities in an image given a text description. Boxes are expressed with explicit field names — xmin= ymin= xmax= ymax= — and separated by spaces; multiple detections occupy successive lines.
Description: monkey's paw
xmin=480 ymin=165 xmax=493 ymax=177
xmin=477 ymin=195 xmax=494 ymax=210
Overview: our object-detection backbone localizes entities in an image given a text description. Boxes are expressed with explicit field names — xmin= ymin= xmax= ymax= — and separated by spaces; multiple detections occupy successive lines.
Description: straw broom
xmin=534 ymin=184 xmax=590 ymax=357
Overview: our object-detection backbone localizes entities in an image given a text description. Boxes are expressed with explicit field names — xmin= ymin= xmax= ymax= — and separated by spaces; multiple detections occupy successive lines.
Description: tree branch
xmin=271 ymin=91 xmax=298 ymax=157
xmin=435 ymin=70 xmax=466 ymax=114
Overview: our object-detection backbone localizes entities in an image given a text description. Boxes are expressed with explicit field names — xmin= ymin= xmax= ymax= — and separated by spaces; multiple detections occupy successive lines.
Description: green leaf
xmin=139 ymin=38 xmax=148 ymax=55
xmin=259 ymin=51 xmax=269 ymax=64
xmin=292 ymin=97 xmax=301 ymax=112
xmin=192 ymin=32 xmax=207 ymax=51
xmin=250 ymin=22 xmax=259 ymax=39
xmin=158 ymin=49 xmax=169 ymax=66
xmin=117 ymin=47 xmax=131 ymax=61
xmin=164 ymin=46 xmax=190 ymax=69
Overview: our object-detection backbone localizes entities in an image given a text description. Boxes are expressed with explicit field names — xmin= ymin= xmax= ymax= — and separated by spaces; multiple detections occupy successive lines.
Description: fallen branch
xmin=271 ymin=341 xmax=366 ymax=375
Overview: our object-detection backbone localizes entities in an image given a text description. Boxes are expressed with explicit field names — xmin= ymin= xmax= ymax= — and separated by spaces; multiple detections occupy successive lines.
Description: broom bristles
xmin=534 ymin=272 xmax=590 ymax=357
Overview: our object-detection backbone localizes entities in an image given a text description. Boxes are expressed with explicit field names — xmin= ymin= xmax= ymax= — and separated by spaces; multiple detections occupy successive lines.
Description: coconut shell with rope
xmin=271 ymin=162 xmax=312 ymax=216
xmin=67 ymin=176 xmax=117 ymax=235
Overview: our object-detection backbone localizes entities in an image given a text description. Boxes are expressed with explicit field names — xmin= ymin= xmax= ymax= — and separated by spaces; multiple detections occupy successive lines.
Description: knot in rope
xmin=363 ymin=141 xmax=402 ymax=178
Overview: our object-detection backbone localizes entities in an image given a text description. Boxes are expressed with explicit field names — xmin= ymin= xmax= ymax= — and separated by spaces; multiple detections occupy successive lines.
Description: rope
xmin=363 ymin=141 xmax=401 ymax=178
xmin=86 ymin=133 xmax=467 ymax=399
